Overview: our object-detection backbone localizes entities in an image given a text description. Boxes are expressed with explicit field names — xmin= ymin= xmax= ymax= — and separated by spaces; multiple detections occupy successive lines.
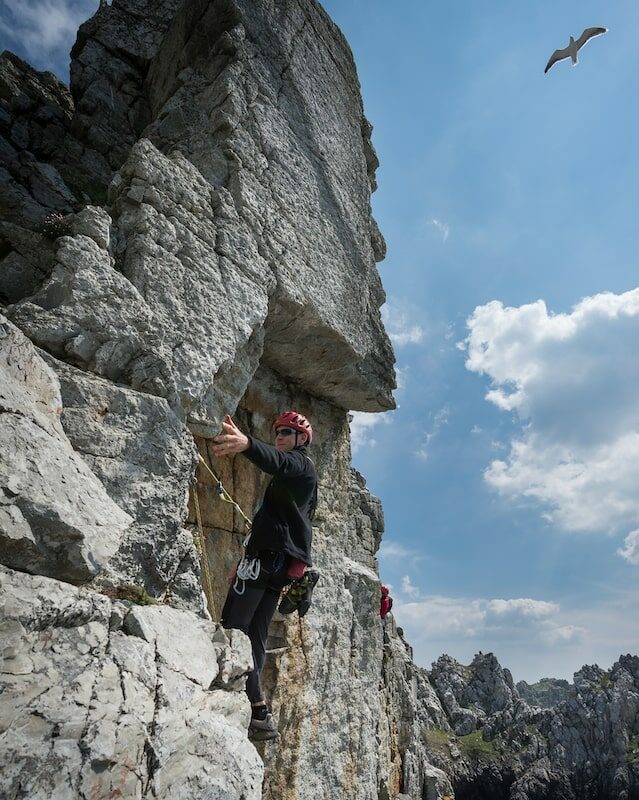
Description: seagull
xmin=544 ymin=27 xmax=607 ymax=74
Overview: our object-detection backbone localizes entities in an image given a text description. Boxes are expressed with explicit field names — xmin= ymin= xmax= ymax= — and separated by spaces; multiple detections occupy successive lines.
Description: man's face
xmin=274 ymin=427 xmax=307 ymax=452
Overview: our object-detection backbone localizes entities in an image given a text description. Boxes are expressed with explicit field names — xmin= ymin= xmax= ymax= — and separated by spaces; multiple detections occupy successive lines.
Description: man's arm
xmin=211 ymin=415 xmax=308 ymax=477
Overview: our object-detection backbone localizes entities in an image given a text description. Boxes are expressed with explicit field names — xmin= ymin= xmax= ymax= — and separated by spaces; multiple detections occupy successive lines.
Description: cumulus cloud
xmin=395 ymin=585 xmax=639 ymax=681
xmin=486 ymin=598 xmax=559 ymax=619
xmin=617 ymin=529 xmax=639 ymax=565
xmin=381 ymin=300 xmax=424 ymax=347
xmin=395 ymin=591 xmax=587 ymax=672
xmin=463 ymin=288 xmax=639 ymax=535
xmin=0 ymin=0 xmax=97 ymax=63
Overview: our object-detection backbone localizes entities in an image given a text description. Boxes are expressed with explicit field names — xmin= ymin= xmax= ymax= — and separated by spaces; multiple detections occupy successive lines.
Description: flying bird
xmin=544 ymin=27 xmax=607 ymax=74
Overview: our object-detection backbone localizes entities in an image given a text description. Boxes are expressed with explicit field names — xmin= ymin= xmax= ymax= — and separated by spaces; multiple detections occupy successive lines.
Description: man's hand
xmin=211 ymin=415 xmax=250 ymax=457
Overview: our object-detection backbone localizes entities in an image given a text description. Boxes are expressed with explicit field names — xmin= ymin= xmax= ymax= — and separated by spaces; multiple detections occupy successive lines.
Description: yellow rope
xmin=192 ymin=479 xmax=218 ymax=619
xmin=197 ymin=453 xmax=252 ymax=532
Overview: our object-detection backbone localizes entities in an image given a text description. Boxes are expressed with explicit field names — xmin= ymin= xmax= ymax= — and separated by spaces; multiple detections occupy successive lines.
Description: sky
xmin=2 ymin=0 xmax=638 ymax=682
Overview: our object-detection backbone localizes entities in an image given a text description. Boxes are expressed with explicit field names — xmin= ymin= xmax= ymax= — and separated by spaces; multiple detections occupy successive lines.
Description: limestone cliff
xmin=1 ymin=2 xmax=637 ymax=800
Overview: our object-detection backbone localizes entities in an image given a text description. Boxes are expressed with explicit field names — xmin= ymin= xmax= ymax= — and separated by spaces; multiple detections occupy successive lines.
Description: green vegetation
xmin=457 ymin=730 xmax=497 ymax=761
xmin=422 ymin=727 xmax=454 ymax=755
xmin=598 ymin=672 xmax=612 ymax=690
xmin=102 ymin=583 xmax=160 ymax=605
xmin=627 ymin=734 xmax=639 ymax=763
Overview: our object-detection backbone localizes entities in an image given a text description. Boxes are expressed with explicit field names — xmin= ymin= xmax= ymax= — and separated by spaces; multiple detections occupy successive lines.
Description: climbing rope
xmin=192 ymin=479 xmax=218 ymax=618
xmin=162 ymin=450 xmax=252 ymax=612
xmin=197 ymin=453 xmax=253 ymax=533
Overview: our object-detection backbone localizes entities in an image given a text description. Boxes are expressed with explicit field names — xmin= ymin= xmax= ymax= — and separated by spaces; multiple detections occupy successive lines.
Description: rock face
xmin=0 ymin=315 xmax=131 ymax=583
xmin=0 ymin=565 xmax=262 ymax=800
xmin=516 ymin=677 xmax=572 ymax=709
xmin=1 ymin=1 xmax=403 ymax=798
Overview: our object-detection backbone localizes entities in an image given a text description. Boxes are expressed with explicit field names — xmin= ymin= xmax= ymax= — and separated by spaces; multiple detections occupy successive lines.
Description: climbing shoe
xmin=248 ymin=710 xmax=278 ymax=741
xmin=278 ymin=569 xmax=320 ymax=617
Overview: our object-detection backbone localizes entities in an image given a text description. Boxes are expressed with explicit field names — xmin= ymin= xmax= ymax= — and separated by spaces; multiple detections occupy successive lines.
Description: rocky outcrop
xmin=0 ymin=315 xmax=131 ymax=583
xmin=420 ymin=652 xmax=639 ymax=800
xmin=0 ymin=565 xmax=262 ymax=800
xmin=516 ymin=677 xmax=571 ymax=709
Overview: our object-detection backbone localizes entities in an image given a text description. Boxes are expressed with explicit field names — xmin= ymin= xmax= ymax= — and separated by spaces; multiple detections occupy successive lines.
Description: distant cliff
xmin=1 ymin=2 xmax=637 ymax=800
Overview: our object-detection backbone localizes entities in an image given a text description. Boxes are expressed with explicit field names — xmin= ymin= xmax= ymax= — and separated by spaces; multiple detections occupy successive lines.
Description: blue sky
xmin=2 ymin=0 xmax=638 ymax=682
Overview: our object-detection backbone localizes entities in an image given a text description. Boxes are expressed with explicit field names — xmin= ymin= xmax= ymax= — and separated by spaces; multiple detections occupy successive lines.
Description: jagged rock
xmin=7 ymin=206 xmax=180 ymax=401
xmin=0 ymin=221 xmax=56 ymax=304
xmin=429 ymin=652 xmax=520 ymax=736
xmin=517 ymin=677 xmax=572 ymax=708
xmin=70 ymin=0 xmax=182 ymax=174
xmin=0 ymin=52 xmax=77 ymax=225
xmin=0 ymin=314 xmax=131 ymax=582
xmin=46 ymin=355 xmax=202 ymax=610
xmin=421 ymin=649 xmax=639 ymax=800
xmin=142 ymin=0 xmax=395 ymax=412
xmin=0 ymin=565 xmax=262 ymax=800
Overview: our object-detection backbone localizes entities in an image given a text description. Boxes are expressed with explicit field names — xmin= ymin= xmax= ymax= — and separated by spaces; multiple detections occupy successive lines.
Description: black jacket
xmin=242 ymin=437 xmax=317 ymax=565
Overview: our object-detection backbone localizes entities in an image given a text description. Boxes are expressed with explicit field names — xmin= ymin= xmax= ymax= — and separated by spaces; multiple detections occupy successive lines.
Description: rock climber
xmin=211 ymin=410 xmax=319 ymax=741
xmin=380 ymin=585 xmax=393 ymax=620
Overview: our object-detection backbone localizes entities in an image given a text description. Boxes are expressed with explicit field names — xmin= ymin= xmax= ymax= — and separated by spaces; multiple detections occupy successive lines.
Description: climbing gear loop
xmin=233 ymin=555 xmax=261 ymax=595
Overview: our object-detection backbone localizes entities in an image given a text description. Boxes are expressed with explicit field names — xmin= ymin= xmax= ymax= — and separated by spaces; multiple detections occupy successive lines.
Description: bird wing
xmin=575 ymin=27 xmax=607 ymax=51
xmin=545 ymin=46 xmax=570 ymax=74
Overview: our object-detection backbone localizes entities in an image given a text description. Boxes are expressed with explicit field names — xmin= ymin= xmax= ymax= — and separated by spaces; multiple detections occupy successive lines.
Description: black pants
xmin=221 ymin=552 xmax=290 ymax=704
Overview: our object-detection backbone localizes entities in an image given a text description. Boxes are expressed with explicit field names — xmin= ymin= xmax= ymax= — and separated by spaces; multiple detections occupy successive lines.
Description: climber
xmin=380 ymin=585 xmax=393 ymax=621
xmin=211 ymin=411 xmax=318 ymax=741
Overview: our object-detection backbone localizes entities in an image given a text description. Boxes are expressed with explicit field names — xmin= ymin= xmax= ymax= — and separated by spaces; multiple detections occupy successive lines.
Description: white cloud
xmin=486 ymin=598 xmax=559 ymax=619
xmin=401 ymin=575 xmax=422 ymax=599
xmin=429 ymin=218 xmax=450 ymax=243
xmin=0 ymin=0 xmax=97 ymax=60
xmin=399 ymin=595 xmax=486 ymax=637
xmin=415 ymin=406 xmax=449 ymax=460
xmin=540 ymin=624 xmax=587 ymax=645
xmin=349 ymin=410 xmax=390 ymax=453
xmin=617 ymin=529 xmax=639 ymax=565
xmin=464 ymin=288 xmax=639 ymax=536
xmin=381 ymin=300 xmax=424 ymax=347
xmin=378 ymin=541 xmax=423 ymax=562
xmin=393 ymin=590 xmax=599 ymax=680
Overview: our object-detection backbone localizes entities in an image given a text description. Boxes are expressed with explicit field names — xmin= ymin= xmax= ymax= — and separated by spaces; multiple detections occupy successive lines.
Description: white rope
xmin=232 ymin=556 xmax=261 ymax=595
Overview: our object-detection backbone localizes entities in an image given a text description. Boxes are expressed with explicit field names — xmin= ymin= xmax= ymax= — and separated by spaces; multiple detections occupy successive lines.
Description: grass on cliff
xmin=457 ymin=730 xmax=498 ymax=761
xmin=423 ymin=728 xmax=454 ymax=755
xmin=423 ymin=728 xmax=498 ymax=762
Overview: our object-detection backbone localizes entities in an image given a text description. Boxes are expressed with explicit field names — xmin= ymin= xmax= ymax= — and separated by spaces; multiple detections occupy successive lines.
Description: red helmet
xmin=381 ymin=585 xmax=389 ymax=596
xmin=272 ymin=410 xmax=313 ymax=444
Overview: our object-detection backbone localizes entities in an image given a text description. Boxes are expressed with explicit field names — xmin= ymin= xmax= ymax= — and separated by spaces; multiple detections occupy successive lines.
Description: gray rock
xmin=46 ymin=355 xmax=202 ymax=610
xmin=0 ymin=564 xmax=262 ymax=800
xmin=0 ymin=52 xmax=78 ymax=226
xmin=0 ymin=315 xmax=131 ymax=582
xmin=517 ymin=677 xmax=572 ymax=708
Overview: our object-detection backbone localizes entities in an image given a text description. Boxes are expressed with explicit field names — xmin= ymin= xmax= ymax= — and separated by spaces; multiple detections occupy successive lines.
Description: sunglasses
xmin=274 ymin=427 xmax=297 ymax=437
